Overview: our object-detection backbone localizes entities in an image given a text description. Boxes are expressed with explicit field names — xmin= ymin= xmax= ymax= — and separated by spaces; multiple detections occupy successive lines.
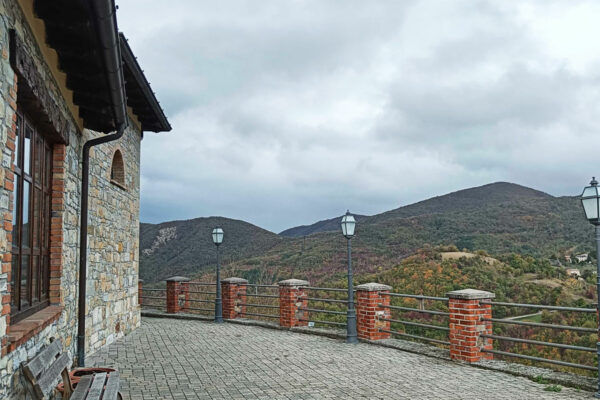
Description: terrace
xmin=90 ymin=277 xmax=600 ymax=398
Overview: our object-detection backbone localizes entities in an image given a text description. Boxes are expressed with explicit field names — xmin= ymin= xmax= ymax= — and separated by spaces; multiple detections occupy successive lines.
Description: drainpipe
xmin=77 ymin=0 xmax=128 ymax=367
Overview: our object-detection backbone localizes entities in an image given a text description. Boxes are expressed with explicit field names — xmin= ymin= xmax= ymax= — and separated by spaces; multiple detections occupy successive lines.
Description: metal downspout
xmin=77 ymin=0 xmax=128 ymax=367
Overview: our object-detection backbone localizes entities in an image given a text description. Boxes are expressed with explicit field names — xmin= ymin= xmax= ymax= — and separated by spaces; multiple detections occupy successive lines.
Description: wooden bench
xmin=22 ymin=338 xmax=121 ymax=400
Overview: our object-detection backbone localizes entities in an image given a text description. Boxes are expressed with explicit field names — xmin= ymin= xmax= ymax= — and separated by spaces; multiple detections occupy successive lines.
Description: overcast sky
xmin=115 ymin=0 xmax=600 ymax=233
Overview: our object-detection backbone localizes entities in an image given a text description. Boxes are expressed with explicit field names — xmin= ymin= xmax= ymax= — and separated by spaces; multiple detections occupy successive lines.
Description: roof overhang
xmin=120 ymin=34 xmax=171 ymax=133
xmin=30 ymin=0 xmax=170 ymax=134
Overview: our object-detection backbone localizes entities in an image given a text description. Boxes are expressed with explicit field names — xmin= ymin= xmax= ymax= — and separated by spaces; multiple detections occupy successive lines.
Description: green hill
xmin=140 ymin=182 xmax=593 ymax=285
xmin=139 ymin=217 xmax=281 ymax=282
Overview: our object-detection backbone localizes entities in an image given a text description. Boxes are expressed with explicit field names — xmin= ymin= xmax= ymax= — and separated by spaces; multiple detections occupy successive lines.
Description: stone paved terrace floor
xmin=88 ymin=318 xmax=593 ymax=400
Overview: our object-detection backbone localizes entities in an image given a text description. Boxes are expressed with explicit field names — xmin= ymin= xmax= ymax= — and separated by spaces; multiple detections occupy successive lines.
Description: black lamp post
xmin=580 ymin=177 xmax=600 ymax=398
xmin=212 ymin=227 xmax=224 ymax=323
xmin=341 ymin=210 xmax=358 ymax=344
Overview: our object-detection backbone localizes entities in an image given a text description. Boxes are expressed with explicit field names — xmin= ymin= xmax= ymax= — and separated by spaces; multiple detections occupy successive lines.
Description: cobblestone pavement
xmin=88 ymin=318 xmax=592 ymax=399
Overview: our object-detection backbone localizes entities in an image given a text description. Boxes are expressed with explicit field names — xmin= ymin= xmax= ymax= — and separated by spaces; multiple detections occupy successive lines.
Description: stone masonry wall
xmin=0 ymin=0 xmax=142 ymax=397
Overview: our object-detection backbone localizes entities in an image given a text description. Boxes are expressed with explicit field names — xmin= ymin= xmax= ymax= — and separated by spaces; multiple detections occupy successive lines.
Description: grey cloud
xmin=117 ymin=1 xmax=600 ymax=232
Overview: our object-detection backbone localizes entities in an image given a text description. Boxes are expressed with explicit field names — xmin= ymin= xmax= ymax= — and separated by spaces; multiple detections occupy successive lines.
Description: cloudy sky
xmin=115 ymin=0 xmax=600 ymax=233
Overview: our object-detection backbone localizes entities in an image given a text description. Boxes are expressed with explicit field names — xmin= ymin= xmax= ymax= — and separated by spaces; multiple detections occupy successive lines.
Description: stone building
xmin=0 ymin=0 xmax=170 ymax=397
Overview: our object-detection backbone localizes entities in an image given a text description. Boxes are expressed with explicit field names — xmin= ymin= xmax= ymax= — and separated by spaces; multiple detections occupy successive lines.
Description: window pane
xmin=22 ymin=181 xmax=30 ymax=248
xmin=12 ymin=179 xmax=19 ymax=249
xmin=15 ymin=114 xmax=20 ymax=169
xmin=20 ymin=254 xmax=29 ymax=308
xmin=32 ymin=188 xmax=40 ymax=249
xmin=34 ymin=136 xmax=42 ymax=183
xmin=24 ymin=125 xmax=32 ymax=175
xmin=31 ymin=256 xmax=39 ymax=303
xmin=41 ymin=255 xmax=48 ymax=299
xmin=11 ymin=254 xmax=18 ymax=308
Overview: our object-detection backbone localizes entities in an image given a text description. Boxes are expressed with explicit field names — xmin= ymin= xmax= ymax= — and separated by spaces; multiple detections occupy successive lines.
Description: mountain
xmin=280 ymin=214 xmax=367 ymax=237
xmin=280 ymin=182 xmax=552 ymax=236
xmin=140 ymin=182 xmax=593 ymax=285
xmin=139 ymin=217 xmax=282 ymax=283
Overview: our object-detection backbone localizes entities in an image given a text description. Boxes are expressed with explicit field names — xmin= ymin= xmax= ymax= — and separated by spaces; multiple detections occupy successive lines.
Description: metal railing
xmin=240 ymin=284 xmax=280 ymax=320
xmin=481 ymin=300 xmax=597 ymax=372
xmin=299 ymin=287 xmax=348 ymax=328
xmin=140 ymin=288 xmax=167 ymax=311
xmin=184 ymin=281 xmax=216 ymax=316
xmin=379 ymin=293 xmax=450 ymax=346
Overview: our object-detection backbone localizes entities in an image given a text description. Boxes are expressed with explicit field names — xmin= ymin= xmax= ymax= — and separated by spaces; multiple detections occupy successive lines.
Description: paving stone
xmin=88 ymin=318 xmax=591 ymax=400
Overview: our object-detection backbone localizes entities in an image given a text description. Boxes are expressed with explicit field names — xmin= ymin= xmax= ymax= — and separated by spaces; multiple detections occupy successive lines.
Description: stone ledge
xmin=221 ymin=277 xmax=248 ymax=284
xmin=446 ymin=288 xmax=495 ymax=300
xmin=7 ymin=305 xmax=63 ymax=352
xmin=165 ymin=276 xmax=190 ymax=282
xmin=356 ymin=282 xmax=392 ymax=291
xmin=278 ymin=279 xmax=309 ymax=287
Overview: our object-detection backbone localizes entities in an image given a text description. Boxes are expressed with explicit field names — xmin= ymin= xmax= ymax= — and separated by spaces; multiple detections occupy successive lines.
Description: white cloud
xmin=117 ymin=0 xmax=600 ymax=232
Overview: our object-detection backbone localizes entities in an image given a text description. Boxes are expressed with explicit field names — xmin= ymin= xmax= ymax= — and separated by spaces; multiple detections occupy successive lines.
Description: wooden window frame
xmin=11 ymin=108 xmax=52 ymax=323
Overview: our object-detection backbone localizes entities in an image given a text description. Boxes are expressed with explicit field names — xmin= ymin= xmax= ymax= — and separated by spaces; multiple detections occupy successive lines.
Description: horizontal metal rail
xmin=187 ymin=299 xmax=213 ymax=304
xmin=243 ymin=312 xmax=279 ymax=319
xmin=308 ymin=297 xmax=348 ymax=304
xmin=381 ymin=318 xmax=450 ymax=331
xmin=246 ymin=284 xmax=279 ymax=288
xmin=140 ymin=296 xmax=166 ymax=300
xmin=300 ymin=319 xmax=346 ymax=327
xmin=484 ymin=318 xmax=597 ymax=333
xmin=242 ymin=303 xmax=279 ymax=309
xmin=299 ymin=308 xmax=346 ymax=316
xmin=186 ymin=307 xmax=214 ymax=312
xmin=306 ymin=287 xmax=348 ymax=293
xmin=245 ymin=293 xmax=279 ymax=299
xmin=186 ymin=290 xmax=216 ymax=294
xmin=142 ymin=289 xmax=166 ymax=292
xmin=187 ymin=282 xmax=216 ymax=286
xmin=387 ymin=293 xmax=448 ymax=302
xmin=484 ymin=301 xmax=596 ymax=313
xmin=380 ymin=329 xmax=451 ymax=346
xmin=481 ymin=334 xmax=596 ymax=352
xmin=380 ymin=304 xmax=449 ymax=316
xmin=481 ymin=349 xmax=596 ymax=371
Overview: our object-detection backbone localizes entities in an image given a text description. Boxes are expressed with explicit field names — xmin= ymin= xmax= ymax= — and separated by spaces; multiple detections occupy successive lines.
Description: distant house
xmin=564 ymin=255 xmax=572 ymax=263
xmin=575 ymin=253 xmax=589 ymax=263
xmin=566 ymin=268 xmax=581 ymax=278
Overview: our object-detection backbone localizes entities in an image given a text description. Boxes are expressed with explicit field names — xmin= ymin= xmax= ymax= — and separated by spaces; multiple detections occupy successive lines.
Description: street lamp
xmin=341 ymin=210 xmax=358 ymax=344
xmin=212 ymin=227 xmax=224 ymax=323
xmin=580 ymin=177 xmax=600 ymax=397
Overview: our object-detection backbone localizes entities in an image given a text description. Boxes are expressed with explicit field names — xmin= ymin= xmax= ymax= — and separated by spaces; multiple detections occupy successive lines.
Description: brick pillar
xmin=166 ymin=276 xmax=190 ymax=314
xmin=138 ymin=279 xmax=144 ymax=307
xmin=278 ymin=279 xmax=309 ymax=327
xmin=447 ymin=289 xmax=494 ymax=363
xmin=221 ymin=278 xmax=248 ymax=319
xmin=356 ymin=283 xmax=392 ymax=340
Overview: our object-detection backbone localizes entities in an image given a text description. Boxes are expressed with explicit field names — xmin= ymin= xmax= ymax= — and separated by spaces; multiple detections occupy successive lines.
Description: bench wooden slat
xmin=102 ymin=372 xmax=120 ymax=400
xmin=35 ymin=352 xmax=70 ymax=397
xmin=86 ymin=372 xmax=107 ymax=400
xmin=71 ymin=375 xmax=94 ymax=400
xmin=23 ymin=339 xmax=62 ymax=381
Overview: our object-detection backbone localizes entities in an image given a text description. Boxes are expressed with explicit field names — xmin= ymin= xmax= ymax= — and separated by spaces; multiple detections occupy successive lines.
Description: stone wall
xmin=0 ymin=0 xmax=142 ymax=397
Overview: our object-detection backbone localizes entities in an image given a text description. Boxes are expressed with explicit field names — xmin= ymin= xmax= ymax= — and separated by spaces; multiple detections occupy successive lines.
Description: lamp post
xmin=580 ymin=177 xmax=600 ymax=398
xmin=212 ymin=227 xmax=224 ymax=323
xmin=341 ymin=210 xmax=358 ymax=344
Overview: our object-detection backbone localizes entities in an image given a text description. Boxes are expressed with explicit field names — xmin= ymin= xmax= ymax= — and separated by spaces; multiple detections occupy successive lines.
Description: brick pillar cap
xmin=165 ymin=276 xmax=190 ymax=282
xmin=446 ymin=288 xmax=495 ymax=300
xmin=278 ymin=279 xmax=309 ymax=287
xmin=221 ymin=277 xmax=248 ymax=284
xmin=355 ymin=282 xmax=392 ymax=291
xmin=138 ymin=279 xmax=144 ymax=283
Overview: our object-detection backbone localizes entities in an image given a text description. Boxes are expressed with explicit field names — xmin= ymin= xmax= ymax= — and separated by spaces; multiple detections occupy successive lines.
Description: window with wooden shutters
xmin=11 ymin=109 xmax=52 ymax=323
